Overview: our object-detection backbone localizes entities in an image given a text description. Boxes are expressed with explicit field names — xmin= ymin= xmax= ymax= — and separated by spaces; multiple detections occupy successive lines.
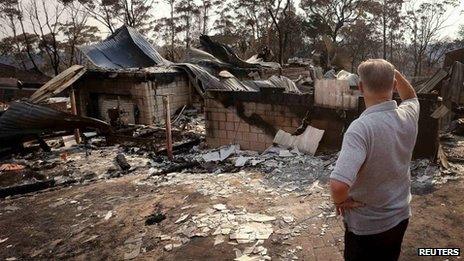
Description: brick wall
xmin=98 ymin=95 xmax=135 ymax=124
xmin=205 ymin=90 xmax=440 ymax=158
xmin=205 ymin=92 xmax=309 ymax=152
xmin=74 ymin=72 xmax=191 ymax=126
xmin=154 ymin=77 xmax=191 ymax=123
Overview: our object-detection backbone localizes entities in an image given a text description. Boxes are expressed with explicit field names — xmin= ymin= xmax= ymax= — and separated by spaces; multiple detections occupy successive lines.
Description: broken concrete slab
xmin=273 ymin=125 xmax=324 ymax=155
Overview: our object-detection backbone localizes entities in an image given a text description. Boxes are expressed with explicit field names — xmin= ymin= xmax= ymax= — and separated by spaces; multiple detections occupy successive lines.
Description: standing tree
xmin=175 ymin=0 xmax=199 ymax=49
xmin=268 ymin=0 xmax=290 ymax=65
xmin=0 ymin=0 xmax=29 ymax=69
xmin=370 ymin=0 xmax=403 ymax=60
xmin=119 ymin=0 xmax=156 ymax=33
xmin=300 ymin=0 xmax=371 ymax=67
xmin=0 ymin=0 xmax=42 ymax=72
xmin=406 ymin=0 xmax=458 ymax=78
xmin=27 ymin=0 xmax=65 ymax=75
xmin=300 ymin=0 xmax=370 ymax=43
xmin=67 ymin=0 xmax=156 ymax=34
xmin=59 ymin=2 xmax=101 ymax=66
xmin=68 ymin=0 xmax=119 ymax=34
xmin=154 ymin=0 xmax=180 ymax=60
xmin=199 ymin=0 xmax=213 ymax=34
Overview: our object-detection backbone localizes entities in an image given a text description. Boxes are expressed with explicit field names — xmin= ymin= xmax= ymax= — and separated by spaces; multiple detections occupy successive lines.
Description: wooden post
xmin=163 ymin=95 xmax=173 ymax=160
xmin=70 ymin=88 xmax=81 ymax=143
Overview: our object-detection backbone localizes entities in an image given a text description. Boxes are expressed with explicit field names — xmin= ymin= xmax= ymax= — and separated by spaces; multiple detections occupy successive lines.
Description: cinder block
xmin=243 ymin=132 xmax=258 ymax=142
xmin=258 ymin=133 xmax=273 ymax=143
xmin=218 ymin=121 xmax=226 ymax=130
xmin=227 ymin=130 xmax=238 ymax=139
xmin=217 ymin=130 xmax=228 ymax=139
xmin=255 ymin=103 xmax=267 ymax=112
xmin=219 ymin=137 xmax=231 ymax=145
xmin=213 ymin=112 xmax=226 ymax=121
xmin=254 ymin=142 xmax=268 ymax=152
xmin=237 ymin=123 xmax=250 ymax=132
xmin=243 ymin=102 xmax=256 ymax=111
xmin=250 ymin=126 xmax=264 ymax=134
xmin=238 ymin=140 xmax=251 ymax=150
xmin=226 ymin=122 xmax=235 ymax=131
xmin=274 ymin=116 xmax=286 ymax=126
xmin=281 ymin=126 xmax=296 ymax=133
xmin=232 ymin=131 xmax=242 ymax=140
xmin=205 ymin=112 xmax=212 ymax=120
xmin=226 ymin=113 xmax=240 ymax=122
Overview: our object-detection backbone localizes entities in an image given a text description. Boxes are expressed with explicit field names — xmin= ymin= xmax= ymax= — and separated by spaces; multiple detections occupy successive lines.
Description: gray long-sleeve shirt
xmin=330 ymin=98 xmax=419 ymax=235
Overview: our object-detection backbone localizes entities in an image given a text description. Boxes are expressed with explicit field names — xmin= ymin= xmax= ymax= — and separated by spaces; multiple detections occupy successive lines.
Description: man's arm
xmin=329 ymin=130 xmax=367 ymax=215
xmin=330 ymin=180 xmax=350 ymax=204
xmin=395 ymin=70 xmax=417 ymax=100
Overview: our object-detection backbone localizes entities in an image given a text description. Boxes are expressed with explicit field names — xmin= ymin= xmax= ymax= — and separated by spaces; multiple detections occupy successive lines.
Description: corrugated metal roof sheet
xmin=0 ymin=101 xmax=111 ymax=141
xmin=174 ymin=63 xmax=256 ymax=96
xmin=199 ymin=35 xmax=280 ymax=69
xmin=79 ymin=26 xmax=171 ymax=69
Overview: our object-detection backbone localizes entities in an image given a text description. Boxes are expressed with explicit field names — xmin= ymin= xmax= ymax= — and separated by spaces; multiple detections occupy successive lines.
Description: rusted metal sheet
xmin=0 ymin=101 xmax=111 ymax=145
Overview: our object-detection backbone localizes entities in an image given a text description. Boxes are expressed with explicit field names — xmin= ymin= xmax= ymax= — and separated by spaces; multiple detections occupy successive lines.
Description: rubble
xmin=273 ymin=126 xmax=325 ymax=155
xmin=116 ymin=153 xmax=132 ymax=171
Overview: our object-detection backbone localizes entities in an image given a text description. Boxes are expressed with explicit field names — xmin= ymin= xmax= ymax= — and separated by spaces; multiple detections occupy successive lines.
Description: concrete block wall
xmin=154 ymin=76 xmax=190 ymax=123
xmin=205 ymin=98 xmax=303 ymax=152
xmin=98 ymin=95 xmax=135 ymax=124
xmin=130 ymin=82 xmax=155 ymax=125
xmin=75 ymin=73 xmax=191 ymax=126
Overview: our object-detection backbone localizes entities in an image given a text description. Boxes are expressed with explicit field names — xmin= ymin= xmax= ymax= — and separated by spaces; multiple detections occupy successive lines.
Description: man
xmin=330 ymin=59 xmax=419 ymax=261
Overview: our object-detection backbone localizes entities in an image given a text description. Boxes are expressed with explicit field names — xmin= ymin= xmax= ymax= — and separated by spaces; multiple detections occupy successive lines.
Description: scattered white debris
xmin=202 ymin=151 xmax=221 ymax=162
xmin=164 ymin=244 xmax=173 ymax=251
xmin=104 ymin=211 xmax=113 ymax=220
xmin=175 ymin=214 xmax=190 ymax=224
xmin=283 ymin=215 xmax=295 ymax=223
xmin=213 ymin=204 xmax=227 ymax=211
xmin=214 ymin=235 xmax=226 ymax=246
xmin=279 ymin=149 xmax=293 ymax=157
xmin=3 ymin=206 xmax=20 ymax=212
xmin=235 ymin=156 xmax=251 ymax=167
xmin=203 ymin=145 xmax=240 ymax=162
xmin=247 ymin=213 xmax=276 ymax=223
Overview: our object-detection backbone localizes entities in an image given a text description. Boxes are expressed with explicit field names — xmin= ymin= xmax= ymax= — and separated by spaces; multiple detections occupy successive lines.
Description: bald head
xmin=357 ymin=59 xmax=395 ymax=93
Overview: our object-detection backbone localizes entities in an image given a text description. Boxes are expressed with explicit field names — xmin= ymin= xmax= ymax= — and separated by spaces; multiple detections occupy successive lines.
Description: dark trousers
xmin=344 ymin=219 xmax=409 ymax=261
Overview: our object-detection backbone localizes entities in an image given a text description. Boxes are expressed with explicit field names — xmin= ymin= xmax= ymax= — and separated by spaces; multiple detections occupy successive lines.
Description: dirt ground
xmin=0 ymin=163 xmax=463 ymax=260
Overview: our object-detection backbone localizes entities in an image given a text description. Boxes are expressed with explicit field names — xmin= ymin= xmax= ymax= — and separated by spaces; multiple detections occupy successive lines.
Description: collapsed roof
xmin=198 ymin=35 xmax=280 ymax=69
xmin=22 ymin=25 xmax=305 ymax=106
xmin=79 ymin=26 xmax=171 ymax=69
